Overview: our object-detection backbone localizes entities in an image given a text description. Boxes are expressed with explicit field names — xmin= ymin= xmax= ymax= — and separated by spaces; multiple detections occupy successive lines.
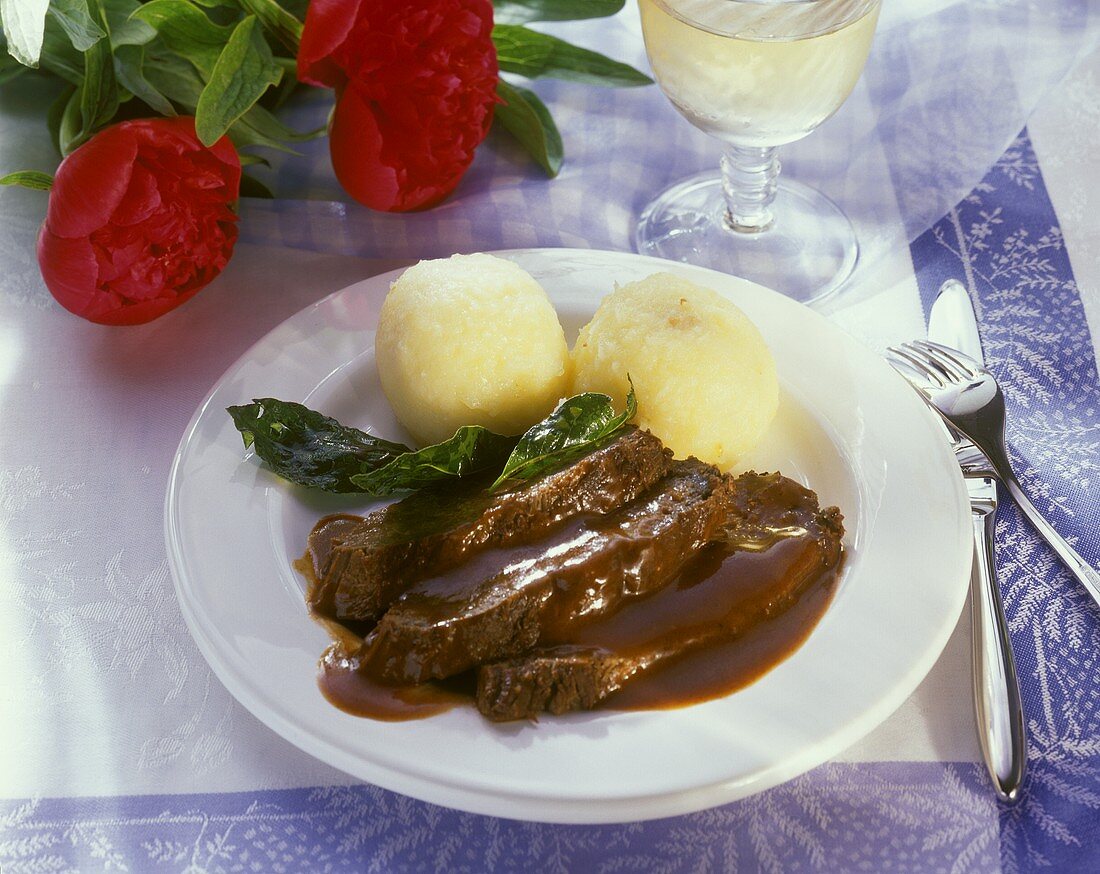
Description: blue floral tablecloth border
xmin=3 ymin=131 xmax=1098 ymax=874
xmin=909 ymin=129 xmax=1100 ymax=873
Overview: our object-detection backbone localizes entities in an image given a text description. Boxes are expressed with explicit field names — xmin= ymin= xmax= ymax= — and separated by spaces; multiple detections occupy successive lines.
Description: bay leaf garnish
xmin=350 ymin=426 xmax=519 ymax=497
xmin=228 ymin=382 xmax=637 ymax=497
xmin=227 ymin=398 xmax=411 ymax=493
xmin=490 ymin=382 xmax=637 ymax=490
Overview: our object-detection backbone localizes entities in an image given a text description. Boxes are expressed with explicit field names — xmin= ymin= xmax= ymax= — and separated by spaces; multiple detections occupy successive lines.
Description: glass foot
xmin=635 ymin=171 xmax=858 ymax=306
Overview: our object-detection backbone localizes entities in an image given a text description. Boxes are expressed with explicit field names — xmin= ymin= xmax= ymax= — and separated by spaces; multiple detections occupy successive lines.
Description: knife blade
xmin=928 ymin=280 xmax=1027 ymax=803
xmin=929 ymin=279 xmax=984 ymax=360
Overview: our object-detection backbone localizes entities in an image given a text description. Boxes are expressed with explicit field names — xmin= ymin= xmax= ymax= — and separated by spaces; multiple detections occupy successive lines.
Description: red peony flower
xmin=37 ymin=117 xmax=240 ymax=326
xmin=298 ymin=0 xmax=498 ymax=212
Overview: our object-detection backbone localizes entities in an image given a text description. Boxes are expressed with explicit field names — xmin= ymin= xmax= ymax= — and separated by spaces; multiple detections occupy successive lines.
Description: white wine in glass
xmin=636 ymin=0 xmax=882 ymax=304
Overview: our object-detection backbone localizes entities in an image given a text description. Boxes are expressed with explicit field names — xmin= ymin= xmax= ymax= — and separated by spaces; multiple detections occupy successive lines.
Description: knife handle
xmin=970 ymin=504 xmax=1027 ymax=802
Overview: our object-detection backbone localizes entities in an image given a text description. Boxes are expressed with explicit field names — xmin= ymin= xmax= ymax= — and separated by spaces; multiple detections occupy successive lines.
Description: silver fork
xmin=887 ymin=339 xmax=1100 ymax=609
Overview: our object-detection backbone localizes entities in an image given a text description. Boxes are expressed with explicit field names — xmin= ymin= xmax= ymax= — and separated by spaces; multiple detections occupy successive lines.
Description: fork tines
xmin=886 ymin=340 xmax=982 ymax=388
xmin=910 ymin=340 xmax=981 ymax=379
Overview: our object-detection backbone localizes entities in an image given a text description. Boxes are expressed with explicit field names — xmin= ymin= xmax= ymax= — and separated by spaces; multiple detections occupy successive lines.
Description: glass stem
xmin=721 ymin=145 xmax=780 ymax=233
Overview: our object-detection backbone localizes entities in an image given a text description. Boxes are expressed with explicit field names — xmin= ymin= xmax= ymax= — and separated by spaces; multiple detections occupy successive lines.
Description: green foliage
xmin=194 ymin=14 xmax=281 ymax=145
xmin=495 ymin=78 xmax=562 ymax=177
xmin=492 ymin=0 xmax=625 ymax=25
xmin=104 ymin=0 xmax=154 ymax=47
xmin=5 ymin=0 xmax=311 ymax=156
xmin=488 ymin=8 xmax=649 ymax=171
xmin=227 ymin=399 xmax=412 ymax=494
xmin=227 ymin=398 xmax=517 ymax=497
xmin=113 ymin=42 xmax=176 ymax=114
xmin=349 ymin=427 xmax=519 ymax=497
xmin=129 ymin=0 xmax=234 ymax=76
xmin=2 ymin=0 xmax=650 ymax=190
xmin=0 ymin=170 xmax=55 ymax=189
xmin=491 ymin=383 xmax=636 ymax=489
xmin=494 ymin=24 xmax=651 ymax=87
xmin=0 ymin=51 xmax=29 ymax=82
xmin=48 ymin=0 xmax=106 ymax=51
xmin=73 ymin=0 xmax=119 ymax=152
xmin=226 ymin=387 xmax=637 ymax=498
xmin=234 ymin=0 xmax=298 ymax=53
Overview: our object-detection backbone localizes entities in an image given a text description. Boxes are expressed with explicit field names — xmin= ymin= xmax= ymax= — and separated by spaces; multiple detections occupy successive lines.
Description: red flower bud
xmin=37 ymin=118 xmax=241 ymax=325
xmin=298 ymin=0 xmax=498 ymax=212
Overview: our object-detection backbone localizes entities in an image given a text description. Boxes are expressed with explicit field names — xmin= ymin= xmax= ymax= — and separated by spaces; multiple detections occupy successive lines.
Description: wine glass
xmin=635 ymin=0 xmax=882 ymax=304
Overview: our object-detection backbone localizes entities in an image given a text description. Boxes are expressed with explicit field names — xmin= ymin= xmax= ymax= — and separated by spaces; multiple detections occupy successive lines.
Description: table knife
xmin=929 ymin=279 xmax=1027 ymax=803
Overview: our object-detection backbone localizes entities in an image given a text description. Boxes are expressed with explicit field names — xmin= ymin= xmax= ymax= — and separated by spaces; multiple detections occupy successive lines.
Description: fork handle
xmin=970 ymin=505 xmax=1026 ymax=802
xmin=1001 ymin=476 xmax=1100 ymax=609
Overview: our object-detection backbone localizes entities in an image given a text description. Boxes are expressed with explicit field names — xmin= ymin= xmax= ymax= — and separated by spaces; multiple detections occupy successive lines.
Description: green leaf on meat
xmin=228 ymin=382 xmax=637 ymax=497
xmin=349 ymin=426 xmax=519 ymax=497
xmin=491 ymin=381 xmax=637 ymax=490
xmin=227 ymin=399 xmax=412 ymax=493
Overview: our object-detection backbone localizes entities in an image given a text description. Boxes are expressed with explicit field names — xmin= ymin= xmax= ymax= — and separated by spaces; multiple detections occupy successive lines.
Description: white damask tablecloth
xmin=2 ymin=3 xmax=1100 ymax=871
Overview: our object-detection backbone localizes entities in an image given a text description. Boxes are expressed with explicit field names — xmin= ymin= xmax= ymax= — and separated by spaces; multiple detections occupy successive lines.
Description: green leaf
xmin=238 ymin=171 xmax=272 ymax=197
xmin=277 ymin=0 xmax=305 ymax=19
xmin=57 ymin=81 xmax=82 ymax=152
xmin=38 ymin=13 xmax=84 ymax=81
xmin=144 ymin=44 xmax=306 ymax=156
xmin=1 ymin=0 xmax=50 ymax=66
xmin=142 ymin=44 xmax=203 ymax=104
xmin=269 ymin=57 xmax=300 ymax=109
xmin=130 ymin=0 xmax=234 ymax=76
xmin=238 ymin=152 xmax=269 ymax=166
xmin=493 ymin=24 xmax=651 ymax=87
xmin=227 ymin=399 xmax=413 ymax=494
xmin=0 ymin=49 xmax=29 ymax=81
xmin=494 ymin=78 xmax=562 ymax=177
xmin=46 ymin=83 xmax=74 ymax=151
xmin=0 ymin=63 xmax=26 ymax=82
xmin=234 ymin=0 xmax=300 ymax=54
xmin=227 ymin=123 xmax=300 ymax=154
xmin=350 ymin=426 xmax=519 ymax=497
xmin=0 ymin=170 xmax=54 ymax=190
xmin=492 ymin=0 xmax=623 ymax=24
xmin=241 ymin=99 xmax=323 ymax=142
xmin=48 ymin=0 xmax=104 ymax=50
xmin=224 ymin=100 xmax=323 ymax=154
xmin=74 ymin=0 xmax=118 ymax=150
xmin=113 ymin=43 xmax=175 ymax=114
xmin=490 ymin=383 xmax=637 ymax=490
xmin=145 ymin=46 xmax=322 ymax=151
xmin=195 ymin=15 xmax=281 ymax=146
xmin=104 ymin=0 xmax=152 ymax=46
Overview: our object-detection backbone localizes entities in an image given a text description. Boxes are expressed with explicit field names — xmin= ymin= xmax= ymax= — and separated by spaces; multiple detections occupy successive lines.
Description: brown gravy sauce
xmin=301 ymin=510 xmax=841 ymax=722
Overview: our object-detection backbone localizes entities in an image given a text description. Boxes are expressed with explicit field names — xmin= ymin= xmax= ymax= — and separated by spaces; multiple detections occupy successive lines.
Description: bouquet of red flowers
xmin=1 ymin=0 xmax=648 ymax=323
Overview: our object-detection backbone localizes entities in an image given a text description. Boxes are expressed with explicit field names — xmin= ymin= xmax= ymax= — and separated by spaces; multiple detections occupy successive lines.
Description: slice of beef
xmin=311 ymin=426 xmax=672 ymax=622
xmin=476 ymin=473 xmax=845 ymax=721
xmin=359 ymin=460 xmax=738 ymax=685
xmin=477 ymin=646 xmax=641 ymax=720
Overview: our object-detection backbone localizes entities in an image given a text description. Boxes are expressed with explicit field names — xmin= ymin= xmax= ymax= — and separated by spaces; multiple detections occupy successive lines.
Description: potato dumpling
xmin=571 ymin=273 xmax=778 ymax=469
xmin=375 ymin=253 xmax=570 ymax=445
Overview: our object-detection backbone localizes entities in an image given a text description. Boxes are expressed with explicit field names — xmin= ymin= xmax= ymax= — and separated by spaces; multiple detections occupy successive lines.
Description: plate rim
xmin=165 ymin=247 xmax=971 ymax=823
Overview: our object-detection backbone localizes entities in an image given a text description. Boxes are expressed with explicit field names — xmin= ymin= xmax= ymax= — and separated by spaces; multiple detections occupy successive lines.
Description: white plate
xmin=165 ymin=248 xmax=971 ymax=824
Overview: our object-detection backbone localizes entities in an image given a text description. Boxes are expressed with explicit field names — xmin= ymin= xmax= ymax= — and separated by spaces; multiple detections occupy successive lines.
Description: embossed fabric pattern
xmin=1 ymin=124 xmax=1098 ymax=871
xmin=911 ymin=131 xmax=1100 ymax=873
